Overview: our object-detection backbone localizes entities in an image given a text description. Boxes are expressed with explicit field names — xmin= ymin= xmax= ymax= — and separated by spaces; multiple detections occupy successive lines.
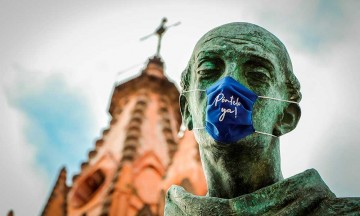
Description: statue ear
xmin=274 ymin=103 xmax=301 ymax=136
xmin=179 ymin=94 xmax=193 ymax=130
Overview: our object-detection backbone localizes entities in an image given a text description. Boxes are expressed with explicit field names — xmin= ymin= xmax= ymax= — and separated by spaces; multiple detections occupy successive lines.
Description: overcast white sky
xmin=1 ymin=0 xmax=360 ymax=215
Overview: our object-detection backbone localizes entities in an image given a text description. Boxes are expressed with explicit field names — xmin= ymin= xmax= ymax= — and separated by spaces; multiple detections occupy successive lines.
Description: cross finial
xmin=140 ymin=17 xmax=181 ymax=57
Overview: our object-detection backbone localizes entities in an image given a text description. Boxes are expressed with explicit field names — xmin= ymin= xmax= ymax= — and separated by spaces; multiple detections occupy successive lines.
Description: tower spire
xmin=140 ymin=17 xmax=181 ymax=57
xmin=41 ymin=167 xmax=68 ymax=216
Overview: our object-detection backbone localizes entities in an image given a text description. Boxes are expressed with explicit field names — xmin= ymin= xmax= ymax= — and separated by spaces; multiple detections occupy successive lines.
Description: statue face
xmin=182 ymin=23 xmax=299 ymax=148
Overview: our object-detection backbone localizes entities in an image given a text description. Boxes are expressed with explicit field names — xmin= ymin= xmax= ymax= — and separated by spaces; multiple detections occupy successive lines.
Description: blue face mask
xmin=182 ymin=76 xmax=298 ymax=144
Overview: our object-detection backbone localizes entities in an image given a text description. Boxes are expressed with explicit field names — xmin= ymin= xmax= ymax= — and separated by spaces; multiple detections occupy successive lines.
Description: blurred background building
xmin=39 ymin=19 xmax=206 ymax=216
xmin=40 ymin=55 xmax=206 ymax=216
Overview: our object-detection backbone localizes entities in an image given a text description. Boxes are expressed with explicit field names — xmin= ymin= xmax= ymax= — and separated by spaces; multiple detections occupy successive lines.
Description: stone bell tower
xmin=40 ymin=56 xmax=207 ymax=216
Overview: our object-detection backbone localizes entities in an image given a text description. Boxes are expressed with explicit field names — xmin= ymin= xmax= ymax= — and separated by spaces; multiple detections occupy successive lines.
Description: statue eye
xmin=247 ymin=67 xmax=271 ymax=81
xmin=245 ymin=60 xmax=272 ymax=84
xmin=196 ymin=59 xmax=224 ymax=79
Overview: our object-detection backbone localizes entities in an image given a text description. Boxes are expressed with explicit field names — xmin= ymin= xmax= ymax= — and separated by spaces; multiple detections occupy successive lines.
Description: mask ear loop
xmin=192 ymin=126 xmax=205 ymax=130
xmin=257 ymin=96 xmax=299 ymax=104
xmin=254 ymin=131 xmax=278 ymax=138
xmin=181 ymin=89 xmax=206 ymax=93
xmin=255 ymin=96 xmax=299 ymax=137
xmin=180 ymin=89 xmax=207 ymax=130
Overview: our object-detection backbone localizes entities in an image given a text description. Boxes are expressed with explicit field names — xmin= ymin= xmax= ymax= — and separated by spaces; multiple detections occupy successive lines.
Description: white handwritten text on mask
xmin=211 ymin=93 xmax=242 ymax=122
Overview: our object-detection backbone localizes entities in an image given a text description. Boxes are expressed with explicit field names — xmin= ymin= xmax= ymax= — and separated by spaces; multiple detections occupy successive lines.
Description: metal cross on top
xmin=140 ymin=17 xmax=181 ymax=57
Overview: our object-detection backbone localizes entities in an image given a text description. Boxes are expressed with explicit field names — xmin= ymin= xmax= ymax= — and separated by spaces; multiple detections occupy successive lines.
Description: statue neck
xmin=200 ymin=138 xmax=283 ymax=199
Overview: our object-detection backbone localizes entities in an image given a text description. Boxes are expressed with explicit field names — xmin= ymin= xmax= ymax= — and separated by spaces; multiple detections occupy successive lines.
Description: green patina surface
xmin=165 ymin=22 xmax=360 ymax=215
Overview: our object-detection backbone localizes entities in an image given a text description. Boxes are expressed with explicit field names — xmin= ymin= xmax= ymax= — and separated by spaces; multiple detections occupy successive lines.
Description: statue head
xmin=180 ymin=22 xmax=301 ymax=148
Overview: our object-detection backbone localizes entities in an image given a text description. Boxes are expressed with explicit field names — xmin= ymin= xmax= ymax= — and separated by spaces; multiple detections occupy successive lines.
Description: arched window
xmin=71 ymin=169 xmax=106 ymax=207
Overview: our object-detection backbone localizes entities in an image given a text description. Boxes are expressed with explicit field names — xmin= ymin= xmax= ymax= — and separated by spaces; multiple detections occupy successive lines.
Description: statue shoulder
xmin=164 ymin=170 xmax=360 ymax=216
xmin=312 ymin=197 xmax=360 ymax=215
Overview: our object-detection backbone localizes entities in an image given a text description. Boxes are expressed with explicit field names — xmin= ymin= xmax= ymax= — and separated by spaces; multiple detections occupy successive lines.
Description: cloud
xmin=307 ymin=14 xmax=360 ymax=196
xmin=234 ymin=0 xmax=357 ymax=52
xmin=1 ymin=68 xmax=97 ymax=215
xmin=315 ymin=119 xmax=360 ymax=197
xmin=0 ymin=87 xmax=48 ymax=215
xmin=9 ymin=73 xmax=96 ymax=177
xmin=273 ymin=0 xmax=360 ymax=196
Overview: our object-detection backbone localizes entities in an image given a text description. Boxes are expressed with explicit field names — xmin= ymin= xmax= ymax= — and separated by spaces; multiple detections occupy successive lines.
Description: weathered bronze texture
xmin=165 ymin=22 xmax=360 ymax=215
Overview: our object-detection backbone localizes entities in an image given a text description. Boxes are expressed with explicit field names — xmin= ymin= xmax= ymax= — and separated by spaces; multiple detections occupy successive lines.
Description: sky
xmin=1 ymin=0 xmax=360 ymax=215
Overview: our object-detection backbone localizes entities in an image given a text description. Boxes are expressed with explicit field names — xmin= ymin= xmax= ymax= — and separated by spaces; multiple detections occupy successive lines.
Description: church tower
xmin=40 ymin=18 xmax=207 ymax=216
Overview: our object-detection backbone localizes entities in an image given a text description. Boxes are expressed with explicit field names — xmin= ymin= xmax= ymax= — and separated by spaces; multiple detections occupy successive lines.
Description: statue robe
xmin=165 ymin=169 xmax=360 ymax=215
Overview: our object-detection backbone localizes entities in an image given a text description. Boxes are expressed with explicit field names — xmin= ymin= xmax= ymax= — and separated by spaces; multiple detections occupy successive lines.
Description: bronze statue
xmin=165 ymin=22 xmax=360 ymax=215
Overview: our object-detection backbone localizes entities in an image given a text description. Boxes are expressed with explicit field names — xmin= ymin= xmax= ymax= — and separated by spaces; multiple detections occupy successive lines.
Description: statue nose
xmin=224 ymin=62 xmax=246 ymax=84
